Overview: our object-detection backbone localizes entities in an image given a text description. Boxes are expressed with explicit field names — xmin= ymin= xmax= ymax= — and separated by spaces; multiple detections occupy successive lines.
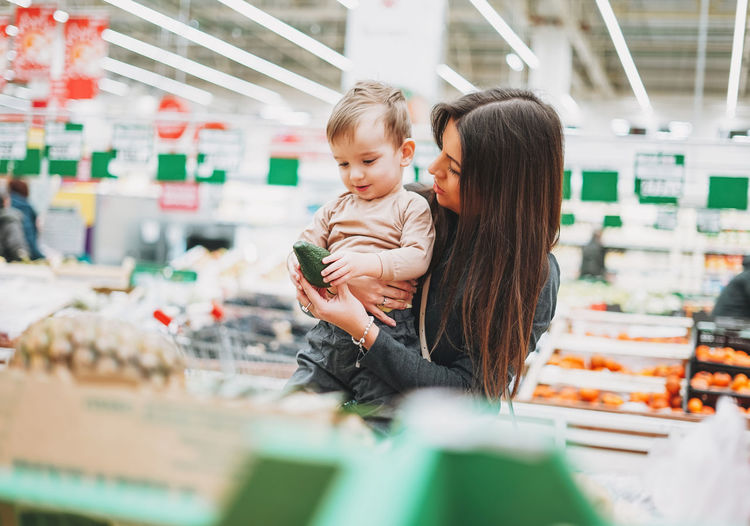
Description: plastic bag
xmin=644 ymin=397 xmax=750 ymax=524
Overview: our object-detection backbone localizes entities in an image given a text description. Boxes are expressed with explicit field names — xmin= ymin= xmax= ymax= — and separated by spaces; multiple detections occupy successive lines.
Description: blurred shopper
xmin=712 ymin=256 xmax=750 ymax=319
xmin=579 ymin=229 xmax=607 ymax=281
xmin=0 ymin=185 xmax=29 ymax=262
xmin=286 ymin=81 xmax=434 ymax=407
xmin=291 ymin=88 xmax=561 ymax=404
xmin=8 ymin=178 xmax=43 ymax=260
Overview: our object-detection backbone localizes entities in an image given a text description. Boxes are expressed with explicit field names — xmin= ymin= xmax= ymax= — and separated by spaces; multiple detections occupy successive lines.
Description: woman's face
xmin=428 ymin=119 xmax=461 ymax=214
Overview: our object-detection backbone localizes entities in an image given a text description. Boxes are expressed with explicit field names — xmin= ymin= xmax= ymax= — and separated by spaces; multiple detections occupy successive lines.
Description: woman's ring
xmin=380 ymin=296 xmax=388 ymax=307
xmin=301 ymin=301 xmax=312 ymax=313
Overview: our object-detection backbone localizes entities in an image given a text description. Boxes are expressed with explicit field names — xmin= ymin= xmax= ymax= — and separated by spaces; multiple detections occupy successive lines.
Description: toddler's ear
xmin=400 ymin=138 xmax=416 ymax=167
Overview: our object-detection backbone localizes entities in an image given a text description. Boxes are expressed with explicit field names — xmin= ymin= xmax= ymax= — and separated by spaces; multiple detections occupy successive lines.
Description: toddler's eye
xmin=363 ymin=159 xmax=375 ymax=165
xmin=338 ymin=162 xmax=349 ymax=167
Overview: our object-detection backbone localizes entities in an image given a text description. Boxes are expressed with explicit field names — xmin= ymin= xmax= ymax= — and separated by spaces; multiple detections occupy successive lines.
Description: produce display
xmin=11 ymin=313 xmax=185 ymax=388
xmin=531 ymin=372 xmax=685 ymax=414
xmin=682 ymin=319 xmax=750 ymax=414
xmin=546 ymin=351 xmax=686 ymax=377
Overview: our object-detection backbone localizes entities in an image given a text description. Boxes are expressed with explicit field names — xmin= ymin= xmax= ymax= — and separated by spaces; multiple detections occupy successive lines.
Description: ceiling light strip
xmin=595 ymin=0 xmax=651 ymax=111
xmin=436 ymin=64 xmax=478 ymax=94
xmin=98 ymin=77 xmax=130 ymax=97
xmin=101 ymin=58 xmax=213 ymax=105
xmin=102 ymin=0 xmax=341 ymax=104
xmin=727 ymin=0 xmax=749 ymax=118
xmin=468 ymin=0 xmax=539 ymax=70
xmin=103 ymin=29 xmax=282 ymax=105
xmin=217 ymin=0 xmax=352 ymax=71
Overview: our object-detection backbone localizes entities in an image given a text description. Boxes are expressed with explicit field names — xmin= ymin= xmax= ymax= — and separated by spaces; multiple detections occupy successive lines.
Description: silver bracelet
xmin=352 ymin=316 xmax=375 ymax=368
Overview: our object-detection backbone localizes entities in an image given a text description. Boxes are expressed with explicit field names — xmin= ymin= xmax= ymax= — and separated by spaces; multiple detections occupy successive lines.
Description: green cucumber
xmin=293 ymin=240 xmax=331 ymax=288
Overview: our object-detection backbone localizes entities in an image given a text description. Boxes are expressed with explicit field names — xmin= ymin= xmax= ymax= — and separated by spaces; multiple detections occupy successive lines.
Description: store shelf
xmin=563 ymin=309 xmax=693 ymax=328
xmin=554 ymin=334 xmax=693 ymax=360
xmin=537 ymin=366 xmax=679 ymax=394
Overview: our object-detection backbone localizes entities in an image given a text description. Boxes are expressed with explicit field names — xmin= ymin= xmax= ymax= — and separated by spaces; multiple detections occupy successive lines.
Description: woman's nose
xmin=428 ymin=157 xmax=443 ymax=179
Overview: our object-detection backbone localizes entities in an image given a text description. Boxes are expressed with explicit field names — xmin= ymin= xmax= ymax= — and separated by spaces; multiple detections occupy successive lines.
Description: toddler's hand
xmin=320 ymin=252 xmax=379 ymax=287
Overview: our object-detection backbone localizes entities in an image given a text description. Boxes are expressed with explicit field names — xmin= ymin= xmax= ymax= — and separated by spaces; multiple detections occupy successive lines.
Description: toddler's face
xmin=330 ymin=109 xmax=408 ymax=201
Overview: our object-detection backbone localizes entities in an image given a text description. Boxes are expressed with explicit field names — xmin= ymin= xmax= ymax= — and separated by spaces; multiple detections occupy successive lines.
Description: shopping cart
xmin=154 ymin=301 xmax=309 ymax=394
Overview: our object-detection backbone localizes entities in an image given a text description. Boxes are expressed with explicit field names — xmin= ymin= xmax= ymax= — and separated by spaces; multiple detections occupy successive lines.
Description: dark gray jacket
xmin=713 ymin=258 xmax=750 ymax=319
xmin=0 ymin=207 xmax=30 ymax=262
xmin=359 ymin=244 xmax=560 ymax=394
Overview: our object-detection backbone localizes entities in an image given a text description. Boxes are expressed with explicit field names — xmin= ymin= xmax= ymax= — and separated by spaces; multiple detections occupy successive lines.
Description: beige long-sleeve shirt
xmin=299 ymin=185 xmax=435 ymax=281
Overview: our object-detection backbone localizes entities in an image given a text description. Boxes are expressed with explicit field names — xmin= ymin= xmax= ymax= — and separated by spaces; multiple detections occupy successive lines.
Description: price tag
xmin=45 ymin=122 xmax=83 ymax=161
xmin=197 ymin=129 xmax=243 ymax=174
xmin=0 ymin=122 xmax=27 ymax=160
xmin=634 ymin=152 xmax=685 ymax=203
xmin=112 ymin=124 xmax=153 ymax=165
xmin=697 ymin=209 xmax=721 ymax=234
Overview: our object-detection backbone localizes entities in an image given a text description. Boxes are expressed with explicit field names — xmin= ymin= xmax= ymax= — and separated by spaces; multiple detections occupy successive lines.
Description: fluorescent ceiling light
xmin=469 ymin=0 xmax=539 ymax=69
xmin=53 ymin=10 xmax=69 ymax=23
xmin=337 ymin=0 xmax=359 ymax=8
xmin=102 ymin=0 xmax=342 ymax=104
xmin=103 ymin=29 xmax=282 ymax=105
xmin=217 ymin=0 xmax=352 ymax=71
xmin=436 ymin=64 xmax=478 ymax=94
xmin=505 ymin=53 xmax=524 ymax=72
xmin=726 ymin=0 xmax=748 ymax=118
xmin=611 ymin=118 xmax=630 ymax=136
xmin=5 ymin=25 xmax=18 ymax=37
xmin=595 ymin=0 xmax=651 ymax=112
xmin=98 ymin=77 xmax=130 ymax=97
xmin=0 ymin=94 xmax=31 ymax=112
xmin=7 ymin=0 xmax=31 ymax=7
xmin=102 ymin=58 xmax=213 ymax=106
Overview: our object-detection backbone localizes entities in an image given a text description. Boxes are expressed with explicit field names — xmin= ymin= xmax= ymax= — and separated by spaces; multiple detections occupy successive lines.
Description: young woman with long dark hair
xmin=292 ymin=88 xmax=563 ymax=399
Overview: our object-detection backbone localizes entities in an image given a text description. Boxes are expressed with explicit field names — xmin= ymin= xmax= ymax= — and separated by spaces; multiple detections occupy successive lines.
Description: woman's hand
xmin=296 ymin=276 xmax=375 ymax=341
xmin=347 ymin=276 xmax=417 ymax=327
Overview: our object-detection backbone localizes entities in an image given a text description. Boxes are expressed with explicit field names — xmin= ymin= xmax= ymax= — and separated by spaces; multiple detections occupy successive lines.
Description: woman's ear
xmin=399 ymin=138 xmax=416 ymax=167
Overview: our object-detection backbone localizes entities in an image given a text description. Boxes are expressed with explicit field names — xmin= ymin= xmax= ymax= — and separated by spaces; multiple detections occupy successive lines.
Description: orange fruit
xmin=578 ymin=388 xmax=600 ymax=403
xmin=711 ymin=372 xmax=732 ymax=388
xmin=696 ymin=345 xmax=710 ymax=361
xmin=650 ymin=398 xmax=669 ymax=410
xmin=639 ymin=367 xmax=656 ymax=377
xmin=558 ymin=387 xmax=579 ymax=402
xmin=665 ymin=375 xmax=681 ymax=395
xmin=701 ymin=406 xmax=715 ymax=415
xmin=605 ymin=358 xmax=623 ymax=372
xmin=731 ymin=374 xmax=748 ymax=391
xmin=533 ymin=385 xmax=555 ymax=399
xmin=590 ymin=355 xmax=606 ymax=369
xmin=687 ymin=398 xmax=703 ymax=413
xmin=654 ymin=365 xmax=669 ymax=377
xmin=630 ymin=392 xmax=650 ymax=403
xmin=601 ymin=393 xmax=624 ymax=406
xmin=547 ymin=354 xmax=562 ymax=366
xmin=690 ymin=377 xmax=710 ymax=390
xmin=670 ymin=395 xmax=683 ymax=409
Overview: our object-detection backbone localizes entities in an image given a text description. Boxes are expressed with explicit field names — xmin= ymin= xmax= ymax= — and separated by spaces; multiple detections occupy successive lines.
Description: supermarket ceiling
xmin=9 ymin=0 xmax=750 ymax=114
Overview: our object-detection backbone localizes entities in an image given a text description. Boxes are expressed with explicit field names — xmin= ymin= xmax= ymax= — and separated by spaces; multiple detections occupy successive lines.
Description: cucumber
xmin=293 ymin=240 xmax=331 ymax=288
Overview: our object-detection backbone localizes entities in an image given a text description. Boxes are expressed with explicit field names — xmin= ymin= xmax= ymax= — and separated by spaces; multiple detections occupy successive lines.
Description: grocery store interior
xmin=1 ymin=0 xmax=750 ymax=524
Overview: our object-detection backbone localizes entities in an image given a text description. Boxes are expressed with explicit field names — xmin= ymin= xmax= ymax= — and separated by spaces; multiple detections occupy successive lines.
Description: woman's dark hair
xmin=429 ymin=88 xmax=563 ymax=398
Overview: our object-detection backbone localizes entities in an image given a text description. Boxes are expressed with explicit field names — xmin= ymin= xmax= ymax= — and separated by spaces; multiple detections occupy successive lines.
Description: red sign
xmin=0 ymin=17 xmax=9 ymax=92
xmin=64 ymin=15 xmax=108 ymax=100
xmin=159 ymin=183 xmax=199 ymax=211
xmin=156 ymin=96 xmax=190 ymax=140
xmin=13 ymin=6 xmax=57 ymax=82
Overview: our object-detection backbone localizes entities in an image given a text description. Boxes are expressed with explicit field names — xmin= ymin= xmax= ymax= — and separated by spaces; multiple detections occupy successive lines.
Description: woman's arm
xmin=296 ymin=277 xmax=477 ymax=392
xmin=358 ymin=329 xmax=477 ymax=391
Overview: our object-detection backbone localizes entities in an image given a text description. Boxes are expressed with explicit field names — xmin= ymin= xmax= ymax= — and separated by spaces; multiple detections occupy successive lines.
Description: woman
xmin=292 ymin=88 xmax=562 ymax=399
